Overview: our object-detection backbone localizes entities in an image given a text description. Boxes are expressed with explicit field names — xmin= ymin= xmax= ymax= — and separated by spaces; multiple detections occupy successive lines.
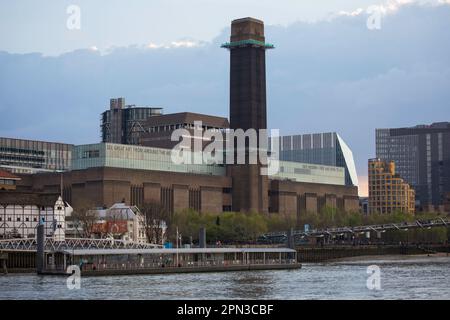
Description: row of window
xmin=0 ymin=216 xmax=39 ymax=222
xmin=0 ymin=147 xmax=45 ymax=156
xmin=0 ymin=155 xmax=45 ymax=163
xmin=369 ymin=188 xmax=412 ymax=193
xmin=370 ymin=204 xmax=412 ymax=208
xmin=370 ymin=193 xmax=413 ymax=197
xmin=82 ymin=150 xmax=100 ymax=159
xmin=0 ymin=179 xmax=15 ymax=185
xmin=148 ymin=123 xmax=224 ymax=133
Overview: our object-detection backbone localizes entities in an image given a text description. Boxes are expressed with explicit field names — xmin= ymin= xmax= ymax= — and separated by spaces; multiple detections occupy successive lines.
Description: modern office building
xmin=101 ymin=97 xmax=163 ymax=145
xmin=368 ymin=158 xmax=415 ymax=214
xmin=0 ymin=137 xmax=73 ymax=174
xmin=376 ymin=122 xmax=450 ymax=211
xmin=270 ymin=132 xmax=359 ymax=187
xmin=139 ymin=112 xmax=229 ymax=149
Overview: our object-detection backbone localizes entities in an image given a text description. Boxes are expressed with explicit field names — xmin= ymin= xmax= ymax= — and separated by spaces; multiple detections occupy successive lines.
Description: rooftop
xmin=231 ymin=17 xmax=264 ymax=25
xmin=0 ymin=169 xmax=21 ymax=180
xmin=144 ymin=112 xmax=229 ymax=128
xmin=63 ymin=247 xmax=296 ymax=256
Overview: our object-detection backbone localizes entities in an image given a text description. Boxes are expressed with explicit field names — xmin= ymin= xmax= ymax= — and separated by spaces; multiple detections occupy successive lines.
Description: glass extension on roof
xmin=221 ymin=39 xmax=275 ymax=49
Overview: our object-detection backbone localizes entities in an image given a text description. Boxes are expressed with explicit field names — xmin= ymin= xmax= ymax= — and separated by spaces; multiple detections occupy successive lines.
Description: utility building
xmin=222 ymin=17 xmax=274 ymax=213
xmin=101 ymin=97 xmax=163 ymax=145
xmin=5 ymin=18 xmax=360 ymax=230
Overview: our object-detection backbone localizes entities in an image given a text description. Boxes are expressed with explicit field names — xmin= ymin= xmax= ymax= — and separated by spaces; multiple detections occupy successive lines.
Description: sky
xmin=1 ymin=0 xmax=396 ymax=55
xmin=1 ymin=0 xmax=450 ymax=196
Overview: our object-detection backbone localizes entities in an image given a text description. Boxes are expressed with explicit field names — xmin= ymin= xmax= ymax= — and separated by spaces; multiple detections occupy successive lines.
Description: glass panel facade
xmin=72 ymin=143 xmax=226 ymax=176
xmin=270 ymin=161 xmax=345 ymax=185
xmin=270 ymin=132 xmax=358 ymax=186
xmin=0 ymin=137 xmax=73 ymax=174
xmin=336 ymin=134 xmax=359 ymax=187
xmin=375 ymin=123 xmax=450 ymax=208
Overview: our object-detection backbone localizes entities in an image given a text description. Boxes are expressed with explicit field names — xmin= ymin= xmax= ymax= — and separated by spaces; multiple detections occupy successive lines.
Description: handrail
xmin=77 ymin=259 xmax=298 ymax=272
xmin=0 ymin=237 xmax=163 ymax=251
xmin=260 ymin=218 xmax=450 ymax=241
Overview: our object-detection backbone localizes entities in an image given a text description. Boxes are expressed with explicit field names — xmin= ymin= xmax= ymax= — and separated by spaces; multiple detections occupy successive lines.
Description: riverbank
xmin=327 ymin=253 xmax=450 ymax=264
xmin=296 ymin=244 xmax=450 ymax=262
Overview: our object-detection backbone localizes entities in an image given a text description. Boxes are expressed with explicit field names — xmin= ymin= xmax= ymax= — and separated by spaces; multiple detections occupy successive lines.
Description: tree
xmin=140 ymin=202 xmax=168 ymax=245
xmin=71 ymin=201 xmax=98 ymax=238
xmin=106 ymin=208 xmax=127 ymax=239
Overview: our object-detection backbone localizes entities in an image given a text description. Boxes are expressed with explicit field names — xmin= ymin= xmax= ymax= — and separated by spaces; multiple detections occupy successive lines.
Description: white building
xmin=0 ymin=196 xmax=72 ymax=239
xmin=97 ymin=203 xmax=147 ymax=243
xmin=66 ymin=203 xmax=167 ymax=244
xmin=99 ymin=203 xmax=167 ymax=244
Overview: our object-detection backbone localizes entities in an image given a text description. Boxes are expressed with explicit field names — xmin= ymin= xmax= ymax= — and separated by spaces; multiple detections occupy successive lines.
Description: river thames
xmin=0 ymin=255 xmax=449 ymax=300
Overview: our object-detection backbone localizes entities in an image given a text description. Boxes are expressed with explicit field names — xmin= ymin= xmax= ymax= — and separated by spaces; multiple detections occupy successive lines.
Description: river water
xmin=1 ymin=255 xmax=449 ymax=300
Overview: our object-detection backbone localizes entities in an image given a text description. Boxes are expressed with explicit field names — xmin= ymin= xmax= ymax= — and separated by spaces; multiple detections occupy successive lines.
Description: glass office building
xmin=0 ymin=137 xmax=73 ymax=174
xmin=376 ymin=122 xmax=450 ymax=210
xmin=270 ymin=132 xmax=358 ymax=187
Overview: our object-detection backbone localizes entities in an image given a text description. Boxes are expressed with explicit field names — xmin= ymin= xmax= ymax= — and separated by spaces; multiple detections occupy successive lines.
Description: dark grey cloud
xmin=0 ymin=3 xmax=449 ymax=182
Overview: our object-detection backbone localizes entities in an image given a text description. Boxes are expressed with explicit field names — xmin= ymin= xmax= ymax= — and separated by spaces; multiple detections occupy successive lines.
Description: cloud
xmin=336 ymin=0 xmax=445 ymax=18
xmin=147 ymin=39 xmax=205 ymax=50
xmin=338 ymin=8 xmax=365 ymax=16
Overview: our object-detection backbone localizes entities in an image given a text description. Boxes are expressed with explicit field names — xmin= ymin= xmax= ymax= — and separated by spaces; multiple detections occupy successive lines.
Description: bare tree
xmin=71 ymin=201 xmax=98 ymax=238
xmin=106 ymin=207 xmax=127 ymax=240
xmin=140 ymin=202 xmax=168 ymax=244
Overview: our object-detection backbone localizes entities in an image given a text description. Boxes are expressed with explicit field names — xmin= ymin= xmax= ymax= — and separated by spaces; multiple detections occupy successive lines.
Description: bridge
xmin=259 ymin=218 xmax=450 ymax=244
xmin=0 ymin=238 xmax=163 ymax=252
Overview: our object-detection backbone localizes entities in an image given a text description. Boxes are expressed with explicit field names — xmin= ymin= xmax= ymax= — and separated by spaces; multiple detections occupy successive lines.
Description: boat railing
xmin=78 ymin=259 xmax=298 ymax=272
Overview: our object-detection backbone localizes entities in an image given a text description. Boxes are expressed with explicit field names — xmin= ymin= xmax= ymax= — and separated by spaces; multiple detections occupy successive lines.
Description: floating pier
xmin=43 ymin=247 xmax=300 ymax=276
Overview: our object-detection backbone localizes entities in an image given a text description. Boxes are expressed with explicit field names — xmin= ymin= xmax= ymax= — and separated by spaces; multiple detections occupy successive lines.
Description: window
xmin=83 ymin=150 xmax=100 ymax=158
